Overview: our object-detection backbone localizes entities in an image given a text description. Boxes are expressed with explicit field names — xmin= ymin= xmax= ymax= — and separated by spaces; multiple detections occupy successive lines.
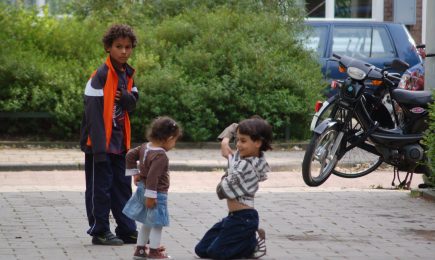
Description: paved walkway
xmin=0 ymin=146 xmax=434 ymax=259
xmin=0 ymin=147 xmax=305 ymax=172
xmin=0 ymin=168 xmax=434 ymax=260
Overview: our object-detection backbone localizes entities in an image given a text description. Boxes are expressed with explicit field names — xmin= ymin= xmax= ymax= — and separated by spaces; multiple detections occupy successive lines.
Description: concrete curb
xmin=0 ymin=162 xmax=302 ymax=172
xmin=0 ymin=141 xmax=309 ymax=150
xmin=421 ymin=189 xmax=435 ymax=201
xmin=0 ymin=141 xmax=306 ymax=172
xmin=0 ymin=164 xmax=83 ymax=172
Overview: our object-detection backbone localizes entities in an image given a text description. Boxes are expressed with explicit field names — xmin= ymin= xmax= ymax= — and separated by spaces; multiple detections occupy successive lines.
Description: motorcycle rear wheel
xmin=302 ymin=126 xmax=339 ymax=187
xmin=332 ymin=110 xmax=382 ymax=178
xmin=333 ymin=147 xmax=382 ymax=178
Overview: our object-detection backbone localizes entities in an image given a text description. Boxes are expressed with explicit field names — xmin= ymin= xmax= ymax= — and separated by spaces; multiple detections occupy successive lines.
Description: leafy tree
xmin=0 ymin=0 xmax=325 ymax=141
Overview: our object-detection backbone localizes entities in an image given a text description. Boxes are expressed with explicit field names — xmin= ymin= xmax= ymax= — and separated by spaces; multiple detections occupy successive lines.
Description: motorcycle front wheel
xmin=302 ymin=126 xmax=339 ymax=187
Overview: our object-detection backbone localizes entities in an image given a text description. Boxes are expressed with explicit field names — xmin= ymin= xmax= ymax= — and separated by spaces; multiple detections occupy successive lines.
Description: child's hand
xmin=220 ymin=137 xmax=234 ymax=159
xmin=133 ymin=175 xmax=141 ymax=186
xmin=145 ymin=197 xmax=157 ymax=208
xmin=115 ymin=90 xmax=122 ymax=102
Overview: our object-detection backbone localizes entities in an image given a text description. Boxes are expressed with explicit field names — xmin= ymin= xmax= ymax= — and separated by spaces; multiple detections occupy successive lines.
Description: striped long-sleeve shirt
xmin=216 ymin=151 xmax=270 ymax=207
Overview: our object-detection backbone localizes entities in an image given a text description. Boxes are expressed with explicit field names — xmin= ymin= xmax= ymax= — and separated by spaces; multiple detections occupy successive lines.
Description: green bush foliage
xmin=0 ymin=4 xmax=105 ymax=138
xmin=423 ymin=91 xmax=435 ymax=186
xmin=0 ymin=0 xmax=324 ymax=141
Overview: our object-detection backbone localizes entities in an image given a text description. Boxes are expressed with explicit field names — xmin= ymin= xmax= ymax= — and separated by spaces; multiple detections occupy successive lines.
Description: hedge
xmin=423 ymin=90 xmax=435 ymax=187
xmin=0 ymin=0 xmax=325 ymax=142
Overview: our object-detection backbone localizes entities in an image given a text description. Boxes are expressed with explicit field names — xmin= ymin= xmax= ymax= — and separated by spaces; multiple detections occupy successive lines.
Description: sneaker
xmin=92 ymin=231 xmax=124 ymax=246
xmin=133 ymin=246 xmax=148 ymax=260
xmin=251 ymin=228 xmax=266 ymax=259
xmin=119 ymin=231 xmax=138 ymax=244
xmin=148 ymin=248 xmax=172 ymax=259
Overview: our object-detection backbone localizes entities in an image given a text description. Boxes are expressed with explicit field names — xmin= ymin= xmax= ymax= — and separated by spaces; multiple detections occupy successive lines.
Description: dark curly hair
xmin=147 ymin=116 xmax=182 ymax=142
xmin=102 ymin=24 xmax=137 ymax=49
xmin=237 ymin=118 xmax=273 ymax=152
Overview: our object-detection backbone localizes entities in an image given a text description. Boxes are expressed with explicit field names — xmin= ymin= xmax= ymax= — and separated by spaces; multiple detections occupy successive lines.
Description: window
xmin=305 ymin=0 xmax=326 ymax=18
xmin=304 ymin=26 xmax=329 ymax=57
xmin=332 ymin=26 xmax=395 ymax=58
xmin=335 ymin=0 xmax=372 ymax=18
xmin=300 ymin=0 xmax=382 ymax=20
xmin=371 ymin=28 xmax=396 ymax=58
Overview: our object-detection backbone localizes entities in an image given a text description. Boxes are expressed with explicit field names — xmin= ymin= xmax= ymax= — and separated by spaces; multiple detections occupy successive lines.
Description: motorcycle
xmin=312 ymin=45 xmax=427 ymax=137
xmin=302 ymin=54 xmax=433 ymax=187
xmin=309 ymin=69 xmax=401 ymax=179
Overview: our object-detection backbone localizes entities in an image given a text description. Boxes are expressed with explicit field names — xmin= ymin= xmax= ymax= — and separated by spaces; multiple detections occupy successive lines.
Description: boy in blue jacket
xmin=80 ymin=24 xmax=139 ymax=246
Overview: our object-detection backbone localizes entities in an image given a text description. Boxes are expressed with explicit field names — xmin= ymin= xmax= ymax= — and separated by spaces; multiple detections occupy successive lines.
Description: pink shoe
xmin=133 ymin=246 xmax=147 ymax=260
xmin=148 ymin=247 xmax=172 ymax=259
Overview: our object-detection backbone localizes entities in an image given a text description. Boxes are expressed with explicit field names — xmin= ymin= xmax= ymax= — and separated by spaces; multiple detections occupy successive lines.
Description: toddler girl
xmin=123 ymin=116 xmax=181 ymax=259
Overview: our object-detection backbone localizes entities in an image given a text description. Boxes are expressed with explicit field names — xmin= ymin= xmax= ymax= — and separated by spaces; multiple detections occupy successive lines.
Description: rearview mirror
xmin=391 ymin=59 xmax=409 ymax=73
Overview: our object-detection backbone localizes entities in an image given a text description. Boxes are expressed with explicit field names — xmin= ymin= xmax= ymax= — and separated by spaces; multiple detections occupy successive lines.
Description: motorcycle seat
xmin=391 ymin=89 xmax=433 ymax=106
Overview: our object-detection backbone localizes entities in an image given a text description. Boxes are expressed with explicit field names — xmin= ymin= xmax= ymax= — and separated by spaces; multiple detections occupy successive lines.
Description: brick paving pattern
xmin=0 ymin=168 xmax=434 ymax=260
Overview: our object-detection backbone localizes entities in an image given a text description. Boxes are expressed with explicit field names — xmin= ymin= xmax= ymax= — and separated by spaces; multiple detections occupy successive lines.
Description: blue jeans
xmin=195 ymin=209 xmax=258 ymax=259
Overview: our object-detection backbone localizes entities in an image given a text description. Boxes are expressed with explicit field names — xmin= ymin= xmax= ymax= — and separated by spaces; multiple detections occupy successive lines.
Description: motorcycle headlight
xmin=347 ymin=67 xmax=366 ymax=80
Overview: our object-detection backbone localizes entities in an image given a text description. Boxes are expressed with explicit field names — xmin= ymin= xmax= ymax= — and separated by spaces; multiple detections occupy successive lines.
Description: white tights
xmin=137 ymin=224 xmax=163 ymax=249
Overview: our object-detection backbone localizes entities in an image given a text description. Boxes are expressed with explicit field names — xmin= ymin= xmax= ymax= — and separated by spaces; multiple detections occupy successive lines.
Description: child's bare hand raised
xmin=145 ymin=197 xmax=157 ymax=208
xmin=220 ymin=137 xmax=234 ymax=159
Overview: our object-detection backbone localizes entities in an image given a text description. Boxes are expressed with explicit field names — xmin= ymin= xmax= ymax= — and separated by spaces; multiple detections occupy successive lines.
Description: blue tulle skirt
xmin=122 ymin=182 xmax=169 ymax=227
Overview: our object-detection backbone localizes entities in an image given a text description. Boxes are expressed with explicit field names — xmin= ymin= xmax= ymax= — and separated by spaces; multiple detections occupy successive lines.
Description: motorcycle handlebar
xmin=381 ymin=72 xmax=402 ymax=89
xmin=385 ymin=73 xmax=401 ymax=82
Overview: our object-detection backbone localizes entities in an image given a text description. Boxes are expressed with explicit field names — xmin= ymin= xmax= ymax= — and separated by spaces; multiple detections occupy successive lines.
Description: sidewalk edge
xmin=0 ymin=163 xmax=302 ymax=172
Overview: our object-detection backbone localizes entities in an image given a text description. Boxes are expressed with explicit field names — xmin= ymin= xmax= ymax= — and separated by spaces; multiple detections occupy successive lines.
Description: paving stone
xmin=1 ymin=166 xmax=434 ymax=259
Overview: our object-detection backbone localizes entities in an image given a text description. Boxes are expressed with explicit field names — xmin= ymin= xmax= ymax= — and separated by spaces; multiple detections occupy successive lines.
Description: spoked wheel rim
xmin=309 ymin=129 xmax=338 ymax=183
xmin=333 ymin=117 xmax=382 ymax=178
xmin=333 ymin=148 xmax=382 ymax=177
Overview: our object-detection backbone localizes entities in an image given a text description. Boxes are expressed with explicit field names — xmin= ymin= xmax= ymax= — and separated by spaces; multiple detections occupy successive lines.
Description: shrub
xmin=0 ymin=1 xmax=325 ymax=141
xmin=0 ymin=4 xmax=104 ymax=138
xmin=129 ymin=2 xmax=324 ymax=141
xmin=423 ymin=91 xmax=435 ymax=186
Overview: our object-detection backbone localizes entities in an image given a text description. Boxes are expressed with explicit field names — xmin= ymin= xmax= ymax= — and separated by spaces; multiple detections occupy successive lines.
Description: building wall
xmin=384 ymin=0 xmax=423 ymax=44
xmin=384 ymin=0 xmax=394 ymax=21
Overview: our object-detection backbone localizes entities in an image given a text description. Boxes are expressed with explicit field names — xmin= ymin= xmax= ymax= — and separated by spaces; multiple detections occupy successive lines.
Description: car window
xmin=371 ymin=27 xmax=396 ymax=58
xmin=332 ymin=27 xmax=370 ymax=58
xmin=331 ymin=26 xmax=396 ymax=59
xmin=302 ymin=25 xmax=328 ymax=57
